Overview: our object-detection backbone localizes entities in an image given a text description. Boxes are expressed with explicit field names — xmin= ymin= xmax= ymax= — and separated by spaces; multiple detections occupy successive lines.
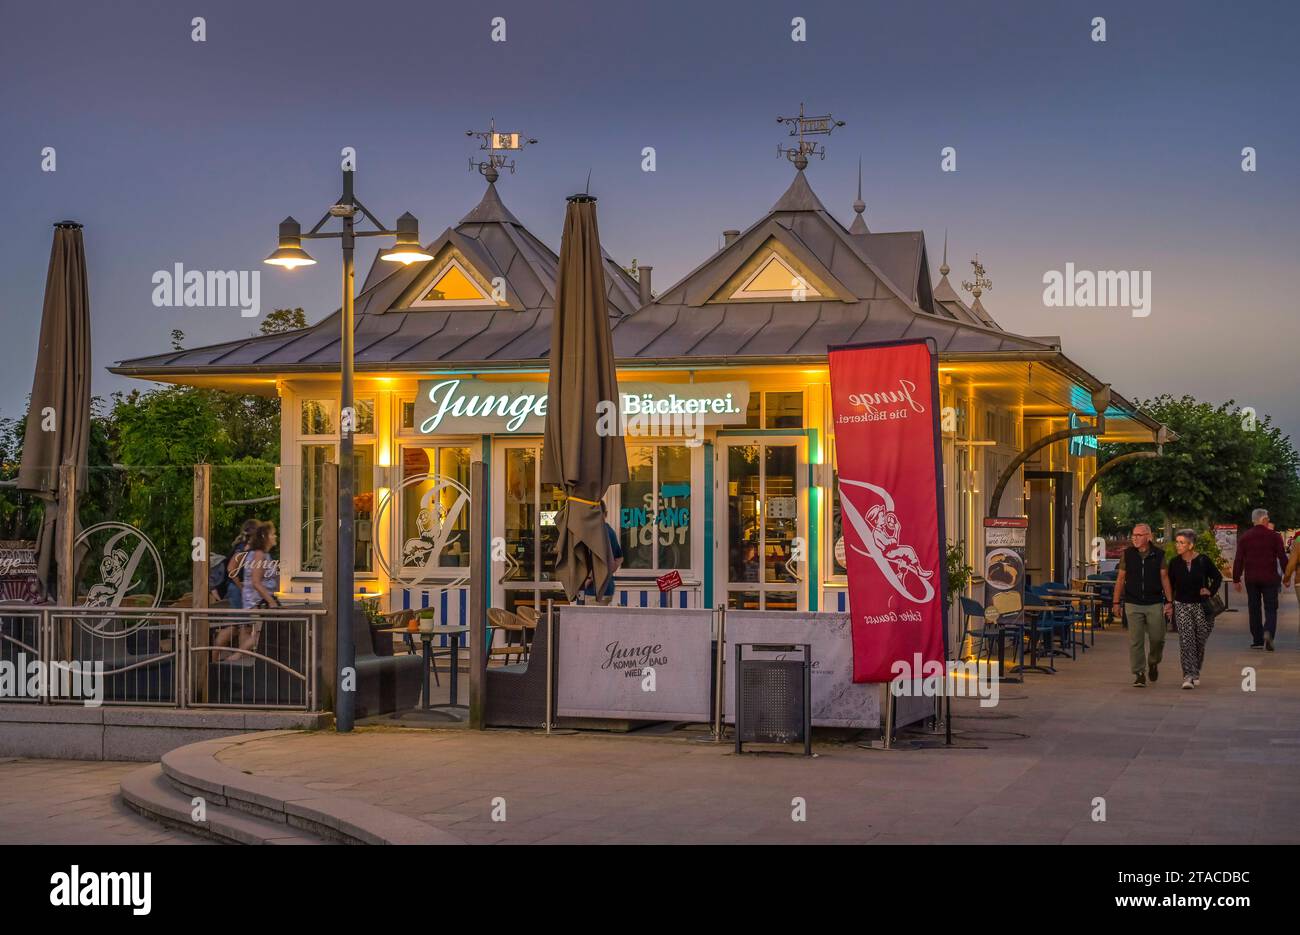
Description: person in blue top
xmin=582 ymin=502 xmax=623 ymax=602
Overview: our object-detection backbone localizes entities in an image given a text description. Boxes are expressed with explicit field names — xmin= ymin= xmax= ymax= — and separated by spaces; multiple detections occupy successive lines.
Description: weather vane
xmin=466 ymin=117 xmax=538 ymax=182
xmin=962 ymin=256 xmax=992 ymax=299
xmin=776 ymin=103 xmax=845 ymax=169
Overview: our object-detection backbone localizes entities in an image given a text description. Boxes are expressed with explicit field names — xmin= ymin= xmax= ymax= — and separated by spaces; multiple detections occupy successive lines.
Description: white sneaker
xmin=1181 ymin=678 xmax=1194 ymax=689
xmin=1192 ymin=678 xmax=1200 ymax=687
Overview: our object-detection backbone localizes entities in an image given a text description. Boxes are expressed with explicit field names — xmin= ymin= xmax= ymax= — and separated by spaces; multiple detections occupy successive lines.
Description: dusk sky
xmin=3 ymin=0 xmax=1297 ymax=440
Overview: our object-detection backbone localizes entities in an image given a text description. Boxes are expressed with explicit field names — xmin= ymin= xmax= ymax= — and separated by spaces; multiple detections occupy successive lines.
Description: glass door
xmin=717 ymin=437 xmax=807 ymax=611
xmin=493 ymin=440 xmax=568 ymax=615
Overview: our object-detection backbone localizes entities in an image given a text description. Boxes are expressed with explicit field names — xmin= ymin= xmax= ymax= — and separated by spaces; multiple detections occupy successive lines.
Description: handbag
xmin=1200 ymin=555 xmax=1226 ymax=619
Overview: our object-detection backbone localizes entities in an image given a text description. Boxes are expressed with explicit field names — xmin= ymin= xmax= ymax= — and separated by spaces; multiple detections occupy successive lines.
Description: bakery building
xmin=111 ymin=165 xmax=1166 ymax=643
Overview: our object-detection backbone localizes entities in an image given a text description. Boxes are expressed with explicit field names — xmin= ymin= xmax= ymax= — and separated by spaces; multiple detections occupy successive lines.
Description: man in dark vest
xmin=1233 ymin=508 xmax=1288 ymax=651
xmin=1112 ymin=523 xmax=1173 ymax=687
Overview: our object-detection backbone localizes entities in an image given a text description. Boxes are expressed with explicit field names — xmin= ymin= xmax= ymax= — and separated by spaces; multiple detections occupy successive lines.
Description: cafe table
xmin=1046 ymin=588 xmax=1108 ymax=640
xmin=379 ymin=624 xmax=470 ymax=710
xmin=1015 ymin=605 xmax=1060 ymax=674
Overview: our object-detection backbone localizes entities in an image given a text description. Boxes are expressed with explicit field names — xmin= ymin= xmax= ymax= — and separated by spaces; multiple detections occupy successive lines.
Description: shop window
xmin=301 ymin=400 xmax=335 ymax=436
xmin=299 ymin=443 xmax=374 ymax=573
xmin=301 ymin=398 xmax=373 ymax=435
xmin=400 ymin=446 xmax=471 ymax=569
xmin=619 ymin=444 xmax=692 ymax=571
xmin=765 ymin=391 xmax=803 ymax=429
xmin=353 ymin=445 xmax=375 ymax=572
xmin=742 ymin=390 xmax=805 ymax=430
xmin=300 ymin=444 xmax=332 ymax=571
xmin=400 ymin=400 xmax=415 ymax=431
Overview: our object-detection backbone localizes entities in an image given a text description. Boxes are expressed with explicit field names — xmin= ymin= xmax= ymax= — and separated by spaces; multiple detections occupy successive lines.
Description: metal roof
xmin=112 ymin=181 xmax=641 ymax=374
xmin=106 ymin=169 xmax=1167 ymax=441
xmin=610 ymin=169 xmax=1058 ymax=360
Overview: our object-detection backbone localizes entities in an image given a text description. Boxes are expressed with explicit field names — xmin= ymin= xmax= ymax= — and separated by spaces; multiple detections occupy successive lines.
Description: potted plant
xmin=418 ymin=607 xmax=436 ymax=634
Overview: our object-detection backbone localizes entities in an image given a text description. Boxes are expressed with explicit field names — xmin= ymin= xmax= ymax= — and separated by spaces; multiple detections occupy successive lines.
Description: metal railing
xmin=0 ymin=605 xmax=323 ymax=709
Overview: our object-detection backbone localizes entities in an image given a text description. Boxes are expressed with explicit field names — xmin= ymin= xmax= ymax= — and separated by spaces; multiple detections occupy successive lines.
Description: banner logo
xmin=373 ymin=473 xmax=472 ymax=591
xmin=74 ymin=522 xmax=163 ymax=609
xmin=838 ymin=478 xmax=935 ymax=604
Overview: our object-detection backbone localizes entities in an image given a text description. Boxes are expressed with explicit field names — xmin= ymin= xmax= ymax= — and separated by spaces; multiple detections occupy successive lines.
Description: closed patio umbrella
xmin=17 ymin=221 xmax=92 ymax=603
xmin=541 ymin=195 xmax=628 ymax=603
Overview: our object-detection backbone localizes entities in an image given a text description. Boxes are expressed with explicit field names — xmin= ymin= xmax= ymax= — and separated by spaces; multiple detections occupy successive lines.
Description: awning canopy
xmin=940 ymin=353 xmax=1168 ymax=443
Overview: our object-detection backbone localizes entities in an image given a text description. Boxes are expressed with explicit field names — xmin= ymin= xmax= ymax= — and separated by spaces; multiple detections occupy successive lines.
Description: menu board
xmin=1213 ymin=524 xmax=1237 ymax=565
xmin=983 ymin=518 xmax=1027 ymax=621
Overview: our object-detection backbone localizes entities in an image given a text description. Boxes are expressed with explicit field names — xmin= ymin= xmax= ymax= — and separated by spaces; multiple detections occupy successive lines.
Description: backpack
xmin=207 ymin=552 xmax=231 ymax=597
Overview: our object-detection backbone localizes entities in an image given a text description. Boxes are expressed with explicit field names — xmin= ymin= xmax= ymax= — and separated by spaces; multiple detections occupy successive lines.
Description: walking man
xmin=1112 ymin=523 xmax=1174 ymax=686
xmin=1233 ymin=508 xmax=1288 ymax=651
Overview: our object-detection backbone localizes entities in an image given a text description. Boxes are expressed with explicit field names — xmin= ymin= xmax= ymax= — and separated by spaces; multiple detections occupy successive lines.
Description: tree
xmin=1100 ymin=395 xmax=1300 ymax=533
xmin=260 ymin=307 xmax=307 ymax=335
xmin=1249 ymin=421 xmax=1300 ymax=528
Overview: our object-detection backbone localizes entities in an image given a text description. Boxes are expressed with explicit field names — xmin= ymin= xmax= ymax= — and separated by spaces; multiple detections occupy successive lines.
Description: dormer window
xmin=410 ymin=256 xmax=499 ymax=308
xmin=730 ymin=253 xmax=822 ymax=300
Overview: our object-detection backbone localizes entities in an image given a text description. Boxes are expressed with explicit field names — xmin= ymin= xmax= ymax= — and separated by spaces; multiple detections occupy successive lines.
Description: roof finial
xmin=940 ymin=230 xmax=950 ymax=277
xmin=848 ymin=156 xmax=870 ymax=234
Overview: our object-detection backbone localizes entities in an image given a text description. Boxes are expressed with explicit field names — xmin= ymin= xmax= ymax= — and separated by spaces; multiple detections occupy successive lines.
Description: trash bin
xmin=733 ymin=642 xmax=812 ymax=756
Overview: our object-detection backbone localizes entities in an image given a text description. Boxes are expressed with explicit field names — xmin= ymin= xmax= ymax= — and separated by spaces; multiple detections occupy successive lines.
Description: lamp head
xmin=264 ymin=217 xmax=316 ymax=269
xmin=380 ymin=212 xmax=433 ymax=264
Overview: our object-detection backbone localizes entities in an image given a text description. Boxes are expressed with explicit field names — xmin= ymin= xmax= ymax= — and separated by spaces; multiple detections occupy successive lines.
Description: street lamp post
xmin=266 ymin=167 xmax=431 ymax=732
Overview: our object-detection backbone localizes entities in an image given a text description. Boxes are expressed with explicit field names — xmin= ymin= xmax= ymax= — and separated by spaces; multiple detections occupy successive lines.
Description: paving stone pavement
xmin=211 ymin=595 xmax=1300 ymax=844
xmin=0 ymin=759 xmax=205 ymax=844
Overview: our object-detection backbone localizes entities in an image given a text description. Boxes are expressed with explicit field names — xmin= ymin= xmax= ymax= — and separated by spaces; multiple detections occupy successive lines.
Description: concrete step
xmin=158 ymin=734 xmax=462 ymax=844
xmin=121 ymin=763 xmax=323 ymax=845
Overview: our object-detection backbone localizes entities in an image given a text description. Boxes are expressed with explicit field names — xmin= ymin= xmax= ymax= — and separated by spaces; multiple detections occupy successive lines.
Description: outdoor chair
xmin=515 ymin=605 xmax=540 ymax=655
xmin=348 ymin=602 xmax=424 ymax=717
xmin=958 ymin=596 xmax=1003 ymax=664
xmin=487 ymin=608 xmax=530 ymax=665
xmin=1030 ymin=584 xmax=1077 ymax=660
xmin=1086 ymin=574 xmax=1117 ymax=627
xmin=485 ymin=611 xmax=550 ymax=729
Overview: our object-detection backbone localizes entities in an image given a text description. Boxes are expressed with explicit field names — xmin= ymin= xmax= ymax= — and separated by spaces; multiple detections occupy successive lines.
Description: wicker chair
xmin=515 ymin=605 xmax=540 ymax=656
xmin=487 ymin=607 xmax=530 ymax=665
xmin=485 ymin=611 xmax=550 ymax=729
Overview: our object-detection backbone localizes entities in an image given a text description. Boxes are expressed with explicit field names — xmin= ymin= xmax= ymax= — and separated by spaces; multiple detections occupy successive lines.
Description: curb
xmin=156 ymin=730 xmax=463 ymax=845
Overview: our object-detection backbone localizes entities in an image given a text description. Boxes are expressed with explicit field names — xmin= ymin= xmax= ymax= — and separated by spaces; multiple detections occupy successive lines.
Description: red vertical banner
xmin=828 ymin=340 xmax=946 ymax=683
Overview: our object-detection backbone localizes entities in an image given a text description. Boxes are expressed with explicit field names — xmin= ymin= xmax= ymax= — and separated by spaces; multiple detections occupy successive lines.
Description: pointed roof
xmin=771 ymin=169 xmax=830 ymax=213
xmin=112 ymin=181 xmax=640 ymax=375
xmin=458 ymin=181 xmax=522 ymax=225
xmin=611 ymin=169 xmax=1055 ymax=360
xmin=929 ymin=235 xmax=1004 ymax=330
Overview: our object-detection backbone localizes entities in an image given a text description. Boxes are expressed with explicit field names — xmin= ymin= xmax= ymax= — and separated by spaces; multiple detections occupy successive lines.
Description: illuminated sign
xmin=414 ymin=378 xmax=750 ymax=435
xmin=1069 ymin=413 xmax=1099 ymax=457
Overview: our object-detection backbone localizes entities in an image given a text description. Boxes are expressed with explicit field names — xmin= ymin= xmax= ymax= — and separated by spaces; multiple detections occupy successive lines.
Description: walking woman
xmin=1169 ymin=529 xmax=1223 ymax=689
xmin=224 ymin=522 xmax=281 ymax=662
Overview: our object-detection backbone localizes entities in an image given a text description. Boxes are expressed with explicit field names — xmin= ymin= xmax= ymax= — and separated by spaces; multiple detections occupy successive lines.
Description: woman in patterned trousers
xmin=1168 ymin=529 xmax=1223 ymax=689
